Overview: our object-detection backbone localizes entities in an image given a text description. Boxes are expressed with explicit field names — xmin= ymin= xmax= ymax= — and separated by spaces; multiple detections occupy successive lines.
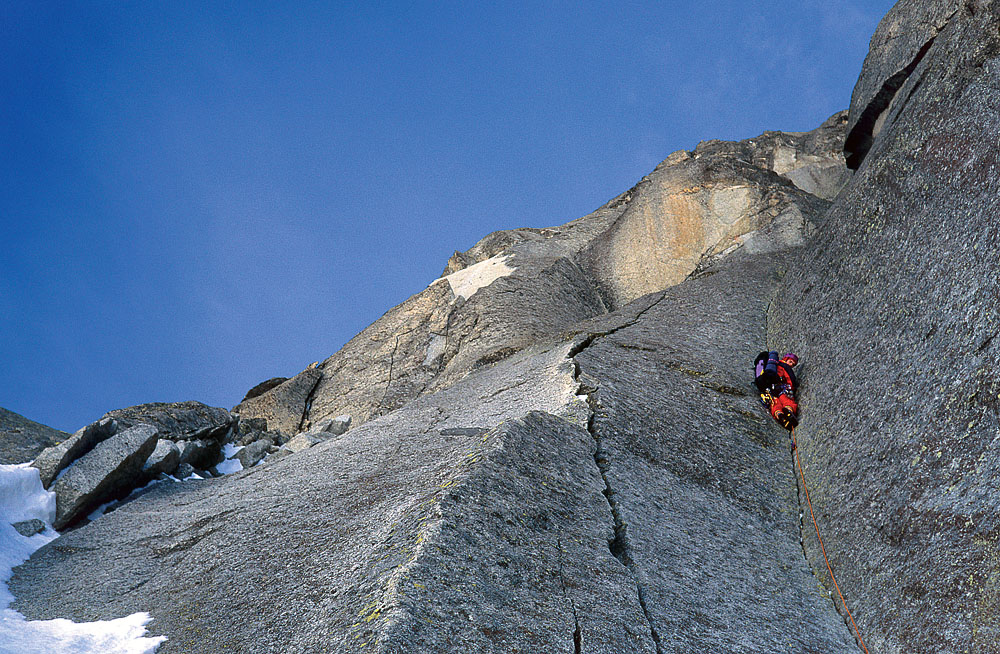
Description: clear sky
xmin=2 ymin=0 xmax=897 ymax=432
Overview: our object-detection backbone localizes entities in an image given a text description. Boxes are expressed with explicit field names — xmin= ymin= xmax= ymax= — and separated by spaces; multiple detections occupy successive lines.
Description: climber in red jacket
xmin=754 ymin=351 xmax=799 ymax=429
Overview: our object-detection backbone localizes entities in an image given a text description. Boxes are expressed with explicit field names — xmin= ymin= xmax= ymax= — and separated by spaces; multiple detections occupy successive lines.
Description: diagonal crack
xmin=297 ymin=370 xmax=325 ymax=432
xmin=380 ymin=335 xmax=402 ymax=413
xmin=567 ymin=292 xmax=667 ymax=360
xmin=844 ymin=14 xmax=953 ymax=169
xmin=377 ymin=326 xmax=420 ymax=414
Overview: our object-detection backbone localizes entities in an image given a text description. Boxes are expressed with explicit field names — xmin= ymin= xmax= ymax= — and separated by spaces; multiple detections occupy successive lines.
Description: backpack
xmin=754 ymin=351 xmax=797 ymax=394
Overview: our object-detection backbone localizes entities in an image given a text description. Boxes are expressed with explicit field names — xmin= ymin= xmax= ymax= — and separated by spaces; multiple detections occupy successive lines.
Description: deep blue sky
xmin=2 ymin=1 xmax=896 ymax=432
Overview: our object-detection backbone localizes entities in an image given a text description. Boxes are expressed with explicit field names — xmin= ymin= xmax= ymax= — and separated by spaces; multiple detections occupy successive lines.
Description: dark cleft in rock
xmin=51 ymin=424 xmax=159 ymax=530
xmin=844 ymin=0 xmax=963 ymax=168
xmin=0 ymin=407 xmax=67 ymax=465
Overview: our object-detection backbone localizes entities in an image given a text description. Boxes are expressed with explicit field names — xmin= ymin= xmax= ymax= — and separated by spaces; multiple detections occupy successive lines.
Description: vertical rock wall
xmin=771 ymin=2 xmax=1000 ymax=651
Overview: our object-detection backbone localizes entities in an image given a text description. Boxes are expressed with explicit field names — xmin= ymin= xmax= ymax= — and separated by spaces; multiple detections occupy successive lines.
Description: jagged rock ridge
xmin=234 ymin=112 xmax=848 ymax=441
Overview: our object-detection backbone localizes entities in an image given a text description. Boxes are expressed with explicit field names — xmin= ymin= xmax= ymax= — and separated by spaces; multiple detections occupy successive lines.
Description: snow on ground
xmin=435 ymin=254 xmax=516 ymax=300
xmin=215 ymin=444 xmax=244 ymax=475
xmin=0 ymin=463 xmax=166 ymax=654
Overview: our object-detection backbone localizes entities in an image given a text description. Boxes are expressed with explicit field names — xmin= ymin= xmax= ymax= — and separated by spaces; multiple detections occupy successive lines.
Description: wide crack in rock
xmin=569 ymin=296 xmax=669 ymax=653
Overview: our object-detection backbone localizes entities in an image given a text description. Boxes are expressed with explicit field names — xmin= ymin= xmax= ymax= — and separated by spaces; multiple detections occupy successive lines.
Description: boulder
xmin=142 ymin=440 xmax=180 ymax=477
xmin=173 ymin=463 xmax=197 ymax=480
xmin=175 ymin=439 xmax=221 ymax=470
xmin=32 ymin=417 xmax=118 ymax=489
xmin=328 ymin=415 xmax=351 ymax=436
xmin=12 ymin=519 xmax=46 ymax=537
xmin=51 ymin=425 xmax=159 ymax=530
xmin=307 ymin=414 xmax=351 ymax=436
xmin=232 ymin=368 xmax=322 ymax=436
xmin=279 ymin=433 xmax=324 ymax=454
xmin=235 ymin=439 xmax=270 ymax=469
xmin=239 ymin=378 xmax=289 ymax=403
xmin=237 ymin=430 xmax=282 ymax=447
xmin=0 ymin=407 xmax=67 ymax=466
xmin=104 ymin=401 xmax=234 ymax=443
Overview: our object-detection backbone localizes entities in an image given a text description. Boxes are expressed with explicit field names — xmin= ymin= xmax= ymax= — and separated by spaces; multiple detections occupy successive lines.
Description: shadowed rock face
xmin=236 ymin=114 xmax=848 ymax=440
xmin=232 ymin=367 xmax=321 ymax=435
xmin=0 ymin=407 xmax=67 ymax=465
xmin=772 ymin=2 xmax=1000 ymax=652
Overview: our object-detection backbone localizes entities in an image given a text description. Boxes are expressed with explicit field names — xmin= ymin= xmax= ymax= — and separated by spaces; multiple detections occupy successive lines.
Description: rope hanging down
xmin=791 ymin=427 xmax=870 ymax=654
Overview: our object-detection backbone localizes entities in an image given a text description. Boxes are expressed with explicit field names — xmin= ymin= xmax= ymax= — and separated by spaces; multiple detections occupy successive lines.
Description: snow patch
xmin=215 ymin=444 xmax=244 ymax=475
xmin=435 ymin=254 xmax=516 ymax=300
xmin=0 ymin=464 xmax=165 ymax=653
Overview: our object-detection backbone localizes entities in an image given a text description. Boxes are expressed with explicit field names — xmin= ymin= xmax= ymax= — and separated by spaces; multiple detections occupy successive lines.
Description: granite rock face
xmin=11 ymin=252 xmax=860 ymax=652
xmin=0 ymin=407 xmax=67 ymax=465
xmin=15 ymin=3 xmax=997 ymax=649
xmin=232 ymin=367 xmax=321 ymax=436
xmin=244 ymin=114 xmax=847 ymax=438
xmin=771 ymin=3 xmax=1000 ymax=652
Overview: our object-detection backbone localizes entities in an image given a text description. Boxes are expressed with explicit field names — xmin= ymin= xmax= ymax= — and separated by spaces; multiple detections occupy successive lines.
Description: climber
xmin=754 ymin=351 xmax=799 ymax=429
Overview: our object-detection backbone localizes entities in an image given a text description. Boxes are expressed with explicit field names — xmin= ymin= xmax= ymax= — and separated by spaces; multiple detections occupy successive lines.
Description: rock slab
xmin=52 ymin=425 xmax=159 ymax=530
xmin=32 ymin=417 xmax=118 ymax=488
xmin=772 ymin=3 xmax=1000 ymax=651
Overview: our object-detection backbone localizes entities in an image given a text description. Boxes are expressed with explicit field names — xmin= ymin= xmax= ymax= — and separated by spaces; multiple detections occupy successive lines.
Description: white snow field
xmin=0 ymin=463 xmax=165 ymax=654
